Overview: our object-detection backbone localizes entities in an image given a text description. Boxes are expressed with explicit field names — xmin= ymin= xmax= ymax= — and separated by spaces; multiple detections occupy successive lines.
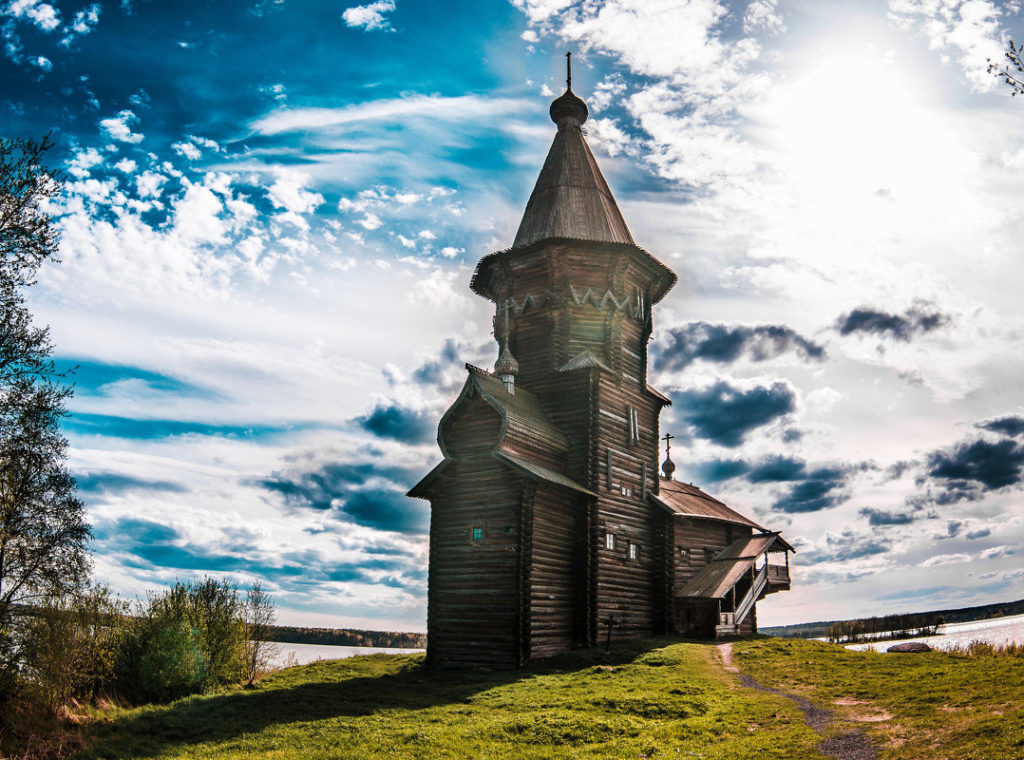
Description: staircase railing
xmin=734 ymin=564 xmax=768 ymax=625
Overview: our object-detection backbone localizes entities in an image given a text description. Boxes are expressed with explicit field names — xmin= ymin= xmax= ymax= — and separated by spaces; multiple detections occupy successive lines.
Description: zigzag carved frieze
xmin=501 ymin=285 xmax=646 ymax=320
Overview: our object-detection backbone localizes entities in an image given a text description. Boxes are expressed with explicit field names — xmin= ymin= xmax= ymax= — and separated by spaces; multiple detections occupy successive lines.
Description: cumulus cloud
xmin=267 ymin=168 xmax=324 ymax=215
xmin=260 ymin=459 xmax=427 ymax=533
xmin=355 ymin=402 xmax=434 ymax=444
xmin=859 ymin=506 xmax=916 ymax=526
xmin=888 ymin=0 xmax=1009 ymax=92
xmin=341 ymin=0 xmax=396 ymax=32
xmin=670 ymin=380 xmax=795 ymax=447
xmin=655 ymin=321 xmax=825 ymax=371
xmin=773 ymin=465 xmax=849 ymax=513
xmin=803 ymin=527 xmax=892 ymax=562
xmin=977 ymin=416 xmax=1024 ymax=438
xmin=743 ymin=0 xmax=785 ymax=34
xmin=99 ymin=109 xmax=144 ymax=143
xmin=834 ymin=302 xmax=950 ymax=342
xmin=926 ymin=437 xmax=1024 ymax=492
xmin=6 ymin=0 xmax=61 ymax=31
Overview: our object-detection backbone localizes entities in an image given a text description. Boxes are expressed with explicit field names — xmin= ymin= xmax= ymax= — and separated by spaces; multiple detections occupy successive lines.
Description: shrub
xmin=117 ymin=578 xmax=250 ymax=703
xmin=19 ymin=586 xmax=130 ymax=711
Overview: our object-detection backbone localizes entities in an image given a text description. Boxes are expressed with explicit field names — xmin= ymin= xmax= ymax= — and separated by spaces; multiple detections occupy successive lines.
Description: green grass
xmin=75 ymin=639 xmax=825 ymax=760
xmin=733 ymin=638 xmax=1024 ymax=760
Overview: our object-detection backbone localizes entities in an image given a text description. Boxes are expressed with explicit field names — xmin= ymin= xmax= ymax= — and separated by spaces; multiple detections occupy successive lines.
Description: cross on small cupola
xmin=549 ymin=51 xmax=588 ymax=128
xmin=661 ymin=432 xmax=676 ymax=479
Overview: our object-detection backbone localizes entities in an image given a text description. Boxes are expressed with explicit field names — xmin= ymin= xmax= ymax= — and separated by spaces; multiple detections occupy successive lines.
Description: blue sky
xmin=4 ymin=0 xmax=1024 ymax=630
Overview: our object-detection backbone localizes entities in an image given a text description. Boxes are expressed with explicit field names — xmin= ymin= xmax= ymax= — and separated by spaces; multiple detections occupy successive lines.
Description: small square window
xmin=678 ymin=547 xmax=687 ymax=561
xmin=505 ymin=526 xmax=516 ymax=537
xmin=605 ymin=532 xmax=615 ymax=550
xmin=629 ymin=543 xmax=639 ymax=560
xmin=472 ymin=527 xmax=483 ymax=540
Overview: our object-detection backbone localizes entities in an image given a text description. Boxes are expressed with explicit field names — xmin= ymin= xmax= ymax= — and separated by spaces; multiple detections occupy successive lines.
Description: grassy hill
xmin=73 ymin=638 xmax=1024 ymax=760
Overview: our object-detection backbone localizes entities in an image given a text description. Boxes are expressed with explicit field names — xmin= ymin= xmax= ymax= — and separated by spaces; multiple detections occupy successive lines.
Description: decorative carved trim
xmin=505 ymin=286 xmax=647 ymax=321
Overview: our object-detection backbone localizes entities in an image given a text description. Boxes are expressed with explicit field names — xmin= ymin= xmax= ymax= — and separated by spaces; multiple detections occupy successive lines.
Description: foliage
xmin=0 ymin=135 xmax=90 ymax=715
xmin=988 ymin=39 xmax=1024 ymax=96
xmin=19 ymin=585 xmax=131 ymax=712
xmin=263 ymin=624 xmax=426 ymax=648
xmin=241 ymin=582 xmax=277 ymax=686
xmin=0 ymin=135 xmax=63 ymax=293
xmin=733 ymin=637 xmax=1024 ymax=760
xmin=827 ymin=612 xmax=942 ymax=643
xmin=118 ymin=578 xmax=249 ymax=704
xmin=77 ymin=639 xmax=827 ymax=760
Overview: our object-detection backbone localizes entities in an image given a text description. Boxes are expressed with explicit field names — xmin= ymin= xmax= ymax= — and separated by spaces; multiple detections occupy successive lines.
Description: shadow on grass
xmin=79 ymin=638 xmax=683 ymax=759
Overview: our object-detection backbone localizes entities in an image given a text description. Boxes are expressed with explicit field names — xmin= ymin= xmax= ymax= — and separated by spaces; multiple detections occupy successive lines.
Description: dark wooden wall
xmin=429 ymin=397 xmax=523 ymax=667
xmin=528 ymin=484 xmax=586 ymax=658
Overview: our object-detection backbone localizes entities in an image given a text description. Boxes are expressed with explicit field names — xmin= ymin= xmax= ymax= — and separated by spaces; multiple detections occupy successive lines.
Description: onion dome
xmin=494 ymin=345 xmax=519 ymax=377
xmin=662 ymin=454 xmax=676 ymax=480
xmin=550 ymin=88 xmax=588 ymax=128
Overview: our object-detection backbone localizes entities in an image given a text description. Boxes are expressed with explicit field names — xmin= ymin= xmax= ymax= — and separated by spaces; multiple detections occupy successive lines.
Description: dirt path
xmin=716 ymin=643 xmax=877 ymax=760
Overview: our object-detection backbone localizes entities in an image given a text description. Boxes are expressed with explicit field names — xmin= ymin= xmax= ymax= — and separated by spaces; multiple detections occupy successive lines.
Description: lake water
xmin=845 ymin=612 xmax=1024 ymax=652
xmin=266 ymin=613 xmax=1024 ymax=665
xmin=268 ymin=642 xmax=425 ymax=668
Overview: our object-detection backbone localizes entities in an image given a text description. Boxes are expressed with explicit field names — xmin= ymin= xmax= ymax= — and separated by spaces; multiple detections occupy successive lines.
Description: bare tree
xmin=988 ymin=39 xmax=1024 ymax=96
xmin=0 ymin=136 xmax=89 ymax=683
xmin=242 ymin=582 xmax=277 ymax=685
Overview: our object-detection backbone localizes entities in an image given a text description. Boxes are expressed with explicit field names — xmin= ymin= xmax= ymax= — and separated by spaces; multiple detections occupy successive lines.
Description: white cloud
xmin=357 ymin=213 xmax=382 ymax=231
xmin=341 ymin=0 xmax=395 ymax=32
xmin=888 ymin=0 xmax=1010 ymax=91
xmin=510 ymin=0 xmax=574 ymax=23
xmin=30 ymin=54 xmax=51 ymax=70
xmin=744 ymin=0 xmax=785 ymax=35
xmin=67 ymin=147 xmax=104 ymax=179
xmin=100 ymin=109 xmax=144 ymax=143
xmin=267 ymin=168 xmax=324 ymax=215
xmin=136 ymin=171 xmax=167 ymax=198
xmin=252 ymin=94 xmax=531 ymax=135
xmin=114 ymin=158 xmax=137 ymax=173
xmin=172 ymin=141 xmax=202 ymax=161
xmin=172 ymin=181 xmax=228 ymax=245
xmin=439 ymin=246 xmax=463 ymax=259
xmin=6 ymin=0 xmax=61 ymax=31
xmin=61 ymin=2 xmax=101 ymax=45
xmin=921 ymin=552 xmax=972 ymax=567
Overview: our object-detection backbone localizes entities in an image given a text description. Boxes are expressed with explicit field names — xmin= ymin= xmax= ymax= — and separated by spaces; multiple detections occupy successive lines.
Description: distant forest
xmin=762 ymin=597 xmax=1024 ymax=639
xmin=265 ymin=625 xmax=427 ymax=648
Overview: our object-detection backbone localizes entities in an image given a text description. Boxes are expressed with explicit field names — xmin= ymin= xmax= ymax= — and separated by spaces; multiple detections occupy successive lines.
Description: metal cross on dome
xmin=662 ymin=432 xmax=674 ymax=458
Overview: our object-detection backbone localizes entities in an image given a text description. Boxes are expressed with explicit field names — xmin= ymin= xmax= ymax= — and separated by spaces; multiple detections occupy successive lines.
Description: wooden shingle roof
xmin=677 ymin=534 xmax=793 ymax=599
xmin=513 ymin=123 xmax=634 ymax=249
xmin=650 ymin=478 xmax=767 ymax=530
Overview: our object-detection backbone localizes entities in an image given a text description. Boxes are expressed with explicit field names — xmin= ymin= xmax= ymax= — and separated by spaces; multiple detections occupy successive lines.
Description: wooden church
xmin=409 ymin=60 xmax=793 ymax=668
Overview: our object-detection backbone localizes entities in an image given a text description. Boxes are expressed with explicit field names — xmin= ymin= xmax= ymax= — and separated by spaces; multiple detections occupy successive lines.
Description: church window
xmin=472 ymin=527 xmax=483 ymax=540
xmin=629 ymin=543 xmax=639 ymax=560
xmin=505 ymin=526 xmax=516 ymax=537
xmin=627 ymin=406 xmax=639 ymax=446
xmin=678 ymin=547 xmax=687 ymax=562
xmin=605 ymin=532 xmax=615 ymax=550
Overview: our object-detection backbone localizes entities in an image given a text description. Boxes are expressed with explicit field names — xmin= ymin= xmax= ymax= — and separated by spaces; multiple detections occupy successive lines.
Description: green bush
xmin=117 ymin=578 xmax=249 ymax=703
xmin=19 ymin=585 xmax=130 ymax=711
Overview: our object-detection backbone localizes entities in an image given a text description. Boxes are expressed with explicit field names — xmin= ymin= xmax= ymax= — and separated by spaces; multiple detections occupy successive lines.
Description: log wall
xmin=528 ymin=484 xmax=586 ymax=658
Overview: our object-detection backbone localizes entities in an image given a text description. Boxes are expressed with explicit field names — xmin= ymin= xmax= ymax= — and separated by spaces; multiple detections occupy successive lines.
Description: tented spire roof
xmin=512 ymin=83 xmax=634 ymax=249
